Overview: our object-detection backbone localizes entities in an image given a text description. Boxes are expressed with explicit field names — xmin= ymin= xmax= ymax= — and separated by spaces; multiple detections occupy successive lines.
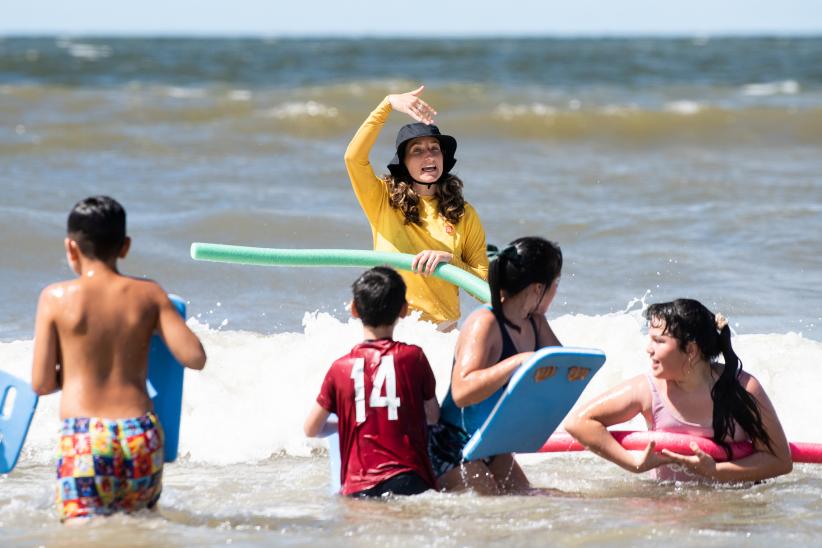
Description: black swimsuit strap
xmin=491 ymin=309 xmax=540 ymax=362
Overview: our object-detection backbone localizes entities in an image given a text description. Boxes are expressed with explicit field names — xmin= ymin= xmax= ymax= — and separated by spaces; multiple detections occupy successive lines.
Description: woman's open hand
xmin=388 ymin=85 xmax=437 ymax=124
xmin=411 ymin=249 xmax=453 ymax=275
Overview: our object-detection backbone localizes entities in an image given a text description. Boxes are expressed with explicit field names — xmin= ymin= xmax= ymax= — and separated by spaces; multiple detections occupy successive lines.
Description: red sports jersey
xmin=316 ymin=338 xmax=436 ymax=495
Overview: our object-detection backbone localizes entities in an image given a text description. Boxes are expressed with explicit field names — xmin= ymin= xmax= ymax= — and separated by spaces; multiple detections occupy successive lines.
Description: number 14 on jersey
xmin=351 ymin=356 xmax=402 ymax=423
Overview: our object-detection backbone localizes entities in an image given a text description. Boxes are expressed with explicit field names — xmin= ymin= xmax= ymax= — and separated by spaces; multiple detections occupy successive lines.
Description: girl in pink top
xmin=565 ymin=299 xmax=792 ymax=483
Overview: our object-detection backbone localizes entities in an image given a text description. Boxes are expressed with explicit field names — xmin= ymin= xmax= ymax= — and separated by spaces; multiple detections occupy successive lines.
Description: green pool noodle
xmin=190 ymin=243 xmax=491 ymax=303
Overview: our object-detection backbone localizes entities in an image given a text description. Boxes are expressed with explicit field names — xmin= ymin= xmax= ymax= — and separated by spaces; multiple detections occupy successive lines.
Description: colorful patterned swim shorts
xmin=55 ymin=411 xmax=164 ymax=521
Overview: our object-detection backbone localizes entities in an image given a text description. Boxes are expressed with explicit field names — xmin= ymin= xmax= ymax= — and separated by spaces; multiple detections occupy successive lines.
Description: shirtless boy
xmin=304 ymin=266 xmax=439 ymax=497
xmin=31 ymin=195 xmax=206 ymax=522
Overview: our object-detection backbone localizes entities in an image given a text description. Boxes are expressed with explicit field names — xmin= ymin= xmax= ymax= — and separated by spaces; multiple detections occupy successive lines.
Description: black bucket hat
xmin=387 ymin=123 xmax=457 ymax=180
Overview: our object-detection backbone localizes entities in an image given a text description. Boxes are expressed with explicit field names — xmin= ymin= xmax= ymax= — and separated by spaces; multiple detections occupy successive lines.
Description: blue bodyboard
xmin=147 ymin=294 xmax=186 ymax=463
xmin=0 ymin=371 xmax=39 ymax=474
xmin=319 ymin=414 xmax=342 ymax=494
xmin=326 ymin=426 xmax=342 ymax=495
xmin=462 ymin=347 xmax=606 ymax=461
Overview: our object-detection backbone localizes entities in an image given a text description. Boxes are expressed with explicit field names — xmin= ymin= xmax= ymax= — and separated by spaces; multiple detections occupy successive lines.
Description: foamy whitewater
xmin=5 ymin=308 xmax=822 ymax=465
xmin=1 ymin=36 xmax=821 ymax=545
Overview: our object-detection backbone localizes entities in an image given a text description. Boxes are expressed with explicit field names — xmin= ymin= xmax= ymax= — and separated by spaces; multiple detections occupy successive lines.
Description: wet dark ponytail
xmin=644 ymin=299 xmax=773 ymax=459
xmin=710 ymin=322 xmax=773 ymax=459
xmin=488 ymin=237 xmax=562 ymax=332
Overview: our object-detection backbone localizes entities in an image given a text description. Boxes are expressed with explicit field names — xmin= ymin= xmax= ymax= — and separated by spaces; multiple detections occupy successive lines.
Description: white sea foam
xmin=741 ymin=80 xmax=800 ymax=97
xmin=494 ymin=102 xmax=558 ymax=120
xmin=228 ymin=89 xmax=252 ymax=102
xmin=263 ymin=101 xmax=339 ymax=119
xmin=56 ymin=39 xmax=112 ymax=61
xmin=3 ymin=310 xmax=819 ymax=467
xmin=163 ymin=86 xmax=207 ymax=99
xmin=664 ymin=100 xmax=703 ymax=115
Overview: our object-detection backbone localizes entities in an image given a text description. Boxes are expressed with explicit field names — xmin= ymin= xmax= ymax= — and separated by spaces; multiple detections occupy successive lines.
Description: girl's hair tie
xmin=500 ymin=244 xmax=518 ymax=260
xmin=715 ymin=312 xmax=728 ymax=331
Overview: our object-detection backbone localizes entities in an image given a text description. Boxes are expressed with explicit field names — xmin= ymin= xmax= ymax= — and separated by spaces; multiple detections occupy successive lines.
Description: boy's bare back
xmin=34 ymin=196 xmax=206 ymax=523
xmin=33 ymin=268 xmax=204 ymax=420
xmin=31 ymin=196 xmax=205 ymax=421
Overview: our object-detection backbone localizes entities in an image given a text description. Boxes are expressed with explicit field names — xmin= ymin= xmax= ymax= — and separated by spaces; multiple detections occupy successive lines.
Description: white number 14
xmin=351 ymin=355 xmax=401 ymax=423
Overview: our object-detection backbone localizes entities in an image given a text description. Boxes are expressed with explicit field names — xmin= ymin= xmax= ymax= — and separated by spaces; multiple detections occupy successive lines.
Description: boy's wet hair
xmin=352 ymin=266 xmax=406 ymax=327
xmin=67 ymin=196 xmax=127 ymax=261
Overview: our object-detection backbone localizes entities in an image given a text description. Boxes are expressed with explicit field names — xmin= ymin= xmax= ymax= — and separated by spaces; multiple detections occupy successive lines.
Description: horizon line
xmin=2 ymin=30 xmax=822 ymax=40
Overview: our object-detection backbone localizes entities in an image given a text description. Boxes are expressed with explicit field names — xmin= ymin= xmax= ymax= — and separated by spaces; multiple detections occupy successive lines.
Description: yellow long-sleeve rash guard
xmin=344 ymin=97 xmax=489 ymax=324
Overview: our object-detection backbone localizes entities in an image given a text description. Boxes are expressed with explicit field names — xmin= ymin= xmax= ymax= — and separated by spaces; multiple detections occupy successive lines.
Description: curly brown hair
xmin=383 ymin=173 xmax=466 ymax=225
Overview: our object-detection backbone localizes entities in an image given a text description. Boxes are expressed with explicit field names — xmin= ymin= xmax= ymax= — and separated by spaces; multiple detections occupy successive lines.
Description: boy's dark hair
xmin=67 ymin=196 xmax=127 ymax=261
xmin=352 ymin=266 xmax=407 ymax=327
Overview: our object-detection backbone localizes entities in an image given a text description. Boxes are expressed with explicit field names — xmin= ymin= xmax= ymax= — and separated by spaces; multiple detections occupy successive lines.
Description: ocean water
xmin=1 ymin=36 xmax=821 ymax=545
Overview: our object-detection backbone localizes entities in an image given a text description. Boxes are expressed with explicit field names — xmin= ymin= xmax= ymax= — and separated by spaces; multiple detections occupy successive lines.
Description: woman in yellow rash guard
xmin=344 ymin=85 xmax=489 ymax=330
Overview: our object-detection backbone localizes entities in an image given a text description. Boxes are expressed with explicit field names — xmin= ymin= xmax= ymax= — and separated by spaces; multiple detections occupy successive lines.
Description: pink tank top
xmin=646 ymin=373 xmax=714 ymax=437
xmin=645 ymin=373 xmax=747 ymax=482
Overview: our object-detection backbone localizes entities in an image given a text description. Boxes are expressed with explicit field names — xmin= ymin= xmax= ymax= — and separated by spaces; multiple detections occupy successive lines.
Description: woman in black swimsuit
xmin=433 ymin=237 xmax=564 ymax=494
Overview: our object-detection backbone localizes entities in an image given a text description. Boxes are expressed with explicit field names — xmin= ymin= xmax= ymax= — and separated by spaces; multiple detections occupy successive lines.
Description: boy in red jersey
xmin=304 ymin=266 xmax=439 ymax=497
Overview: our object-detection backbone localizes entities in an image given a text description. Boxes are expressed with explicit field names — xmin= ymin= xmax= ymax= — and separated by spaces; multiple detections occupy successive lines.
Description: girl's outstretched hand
xmin=388 ymin=85 xmax=437 ymax=124
xmin=660 ymin=442 xmax=718 ymax=478
xmin=632 ymin=441 xmax=673 ymax=473
xmin=411 ymin=249 xmax=453 ymax=275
